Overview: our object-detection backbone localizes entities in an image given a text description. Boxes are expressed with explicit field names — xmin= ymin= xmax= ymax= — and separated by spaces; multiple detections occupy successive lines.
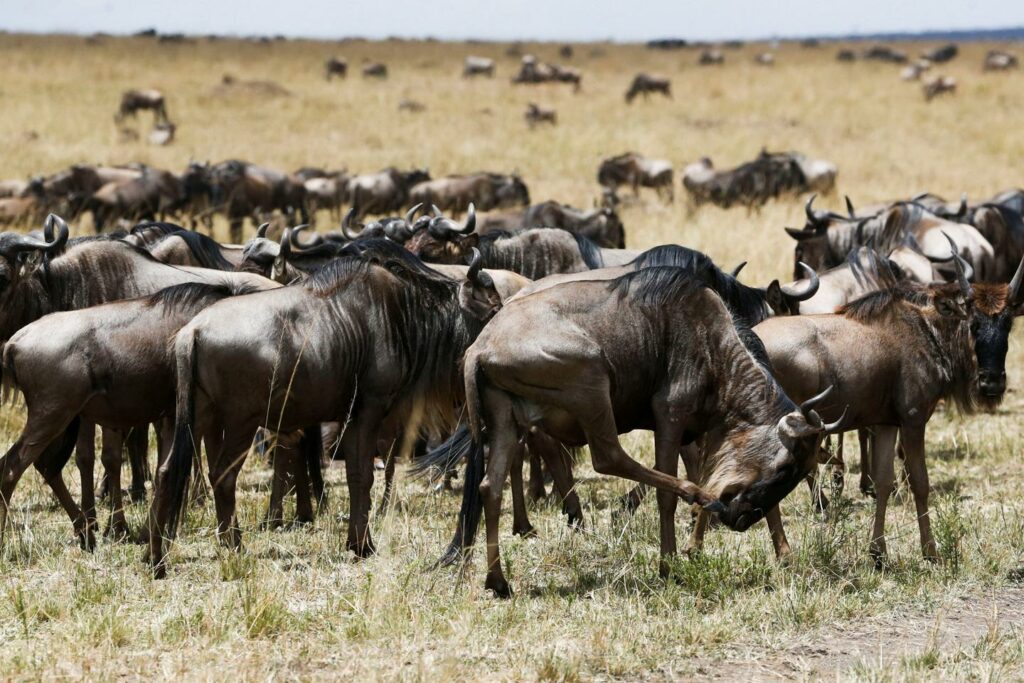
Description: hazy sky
xmin=4 ymin=0 xmax=1022 ymax=42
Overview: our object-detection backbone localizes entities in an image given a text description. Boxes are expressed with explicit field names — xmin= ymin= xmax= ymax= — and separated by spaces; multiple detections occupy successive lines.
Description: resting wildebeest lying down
xmin=440 ymin=266 xmax=840 ymax=597
xmin=0 ymin=217 xmax=276 ymax=549
xmin=147 ymin=241 xmax=525 ymax=576
xmin=753 ymin=245 xmax=1024 ymax=564
xmin=682 ymin=151 xmax=837 ymax=209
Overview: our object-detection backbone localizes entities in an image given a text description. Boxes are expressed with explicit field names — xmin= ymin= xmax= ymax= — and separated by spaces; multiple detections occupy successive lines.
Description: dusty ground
xmin=0 ymin=33 xmax=1023 ymax=681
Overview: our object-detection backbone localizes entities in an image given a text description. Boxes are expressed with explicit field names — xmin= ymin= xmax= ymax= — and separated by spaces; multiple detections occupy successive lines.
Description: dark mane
xmin=847 ymin=246 xmax=903 ymax=290
xmin=305 ymin=238 xmax=456 ymax=298
xmin=571 ymin=232 xmax=604 ymax=269
xmin=630 ymin=245 xmax=772 ymax=325
xmin=608 ymin=265 xmax=708 ymax=308
xmin=154 ymin=230 xmax=234 ymax=270
xmin=131 ymin=221 xmax=185 ymax=238
xmin=146 ymin=281 xmax=260 ymax=313
xmin=838 ymin=283 xmax=931 ymax=322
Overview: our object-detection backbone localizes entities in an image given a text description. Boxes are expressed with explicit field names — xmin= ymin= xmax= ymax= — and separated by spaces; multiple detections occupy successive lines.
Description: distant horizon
xmin=4 ymin=0 xmax=1023 ymax=44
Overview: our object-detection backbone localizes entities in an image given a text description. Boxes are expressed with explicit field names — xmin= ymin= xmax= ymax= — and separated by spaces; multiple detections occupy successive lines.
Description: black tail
xmin=301 ymin=425 xmax=327 ymax=512
xmin=435 ymin=430 xmax=486 ymax=567
xmin=409 ymin=423 xmax=472 ymax=480
xmin=164 ymin=330 xmax=200 ymax=538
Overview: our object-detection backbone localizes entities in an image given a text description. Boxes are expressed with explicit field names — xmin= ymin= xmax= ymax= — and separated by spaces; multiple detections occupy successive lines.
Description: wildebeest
xmin=207 ymin=160 xmax=308 ymax=241
xmin=481 ymin=201 xmax=625 ymax=249
xmin=683 ymin=151 xmax=836 ymax=209
xmin=88 ymin=166 xmax=183 ymax=232
xmin=755 ymin=249 xmax=1024 ymax=565
xmin=624 ymin=74 xmax=671 ymax=103
xmin=598 ymin=152 xmax=674 ymax=202
xmin=347 ymin=168 xmax=431 ymax=219
xmin=923 ymin=75 xmax=957 ymax=101
xmin=512 ymin=56 xmax=582 ymax=92
xmin=324 ymin=56 xmax=348 ymax=80
xmin=900 ymin=59 xmax=932 ymax=81
xmin=922 ymin=44 xmax=958 ymax=64
xmin=524 ymin=103 xmax=556 ymax=128
xmin=362 ymin=62 xmax=388 ymax=79
xmin=303 ymin=170 xmax=350 ymax=222
xmin=115 ymin=89 xmax=169 ymax=125
xmin=145 ymin=226 xmax=245 ymax=270
xmin=984 ymin=50 xmax=1018 ymax=71
xmin=863 ymin=45 xmax=908 ymax=63
xmin=147 ymin=241 xmax=520 ymax=576
xmin=398 ymin=98 xmax=426 ymax=113
xmin=0 ymin=180 xmax=28 ymax=199
xmin=463 ymin=56 xmax=495 ymax=78
xmin=836 ymin=49 xmax=857 ymax=62
xmin=409 ymin=173 xmax=529 ymax=216
xmin=698 ymin=49 xmax=724 ymax=65
xmin=754 ymin=52 xmax=775 ymax=66
xmin=148 ymin=121 xmax=176 ymax=146
xmin=443 ymin=266 xmax=840 ymax=596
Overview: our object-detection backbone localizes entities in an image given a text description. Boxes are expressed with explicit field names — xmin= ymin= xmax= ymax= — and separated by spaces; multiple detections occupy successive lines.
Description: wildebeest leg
xmin=263 ymin=432 xmax=289 ymax=530
xmin=341 ymin=405 xmax=384 ymax=558
xmin=653 ymin=420 xmax=683 ymax=578
xmin=509 ymin=442 xmax=535 ymax=538
xmin=480 ymin=386 xmax=518 ymax=598
xmin=76 ymin=420 xmax=99 ymax=543
xmin=292 ymin=437 xmax=314 ymax=526
xmin=228 ymin=214 xmax=243 ymax=244
xmin=527 ymin=451 xmax=546 ymax=501
xmin=859 ymin=428 xmax=875 ymax=497
xmin=868 ymin=426 xmax=899 ymax=568
xmin=529 ymin=433 xmax=583 ymax=529
xmin=620 ymin=483 xmax=648 ymax=514
xmin=100 ymin=426 xmax=129 ymax=541
xmin=377 ymin=440 xmax=396 ymax=517
xmin=765 ymin=506 xmax=791 ymax=559
xmin=832 ymin=432 xmax=845 ymax=500
xmin=127 ymin=425 xmax=150 ymax=503
xmin=685 ymin=509 xmax=710 ymax=556
xmin=207 ymin=429 xmax=250 ymax=550
xmin=900 ymin=425 xmax=938 ymax=562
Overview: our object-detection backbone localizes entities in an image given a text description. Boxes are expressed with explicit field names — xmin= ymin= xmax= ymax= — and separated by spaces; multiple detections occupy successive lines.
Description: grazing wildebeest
xmin=923 ymin=75 xmax=956 ymax=101
xmin=324 ymin=56 xmax=348 ymax=80
xmin=409 ymin=173 xmax=529 ymax=216
xmin=754 ymin=52 xmax=775 ymax=66
xmin=147 ymin=242 xmax=520 ymax=576
xmin=984 ymin=50 xmax=1018 ymax=71
xmin=208 ymin=160 xmax=308 ymax=241
xmin=442 ymin=266 xmax=840 ymax=596
xmin=303 ymin=171 xmax=349 ymax=222
xmin=598 ymin=152 xmax=674 ymax=202
xmin=836 ymin=49 xmax=857 ymax=62
xmin=524 ymin=103 xmax=556 ymax=127
xmin=512 ymin=55 xmax=582 ymax=92
xmin=901 ymin=59 xmax=932 ymax=81
xmin=698 ymin=49 xmax=724 ymax=65
xmin=0 ymin=217 xmax=276 ymax=549
xmin=88 ymin=166 xmax=183 ymax=232
xmin=683 ymin=151 xmax=836 ymax=209
xmin=347 ymin=168 xmax=430 ymax=219
xmin=463 ymin=56 xmax=495 ymax=78
xmin=362 ymin=62 xmax=388 ymax=79
xmin=115 ymin=89 xmax=169 ymax=125
xmin=624 ymin=73 xmax=671 ymax=103
xmin=922 ymin=43 xmax=958 ymax=64
xmin=484 ymin=200 xmax=625 ymax=249
xmin=863 ymin=45 xmax=908 ymax=63
xmin=755 ymin=248 xmax=1024 ymax=565
xmin=785 ymin=197 xmax=994 ymax=281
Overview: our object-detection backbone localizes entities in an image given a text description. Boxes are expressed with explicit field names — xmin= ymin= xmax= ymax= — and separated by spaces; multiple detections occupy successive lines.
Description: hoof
xmin=78 ymin=527 xmax=97 ymax=552
xmin=566 ymin=511 xmax=585 ymax=532
xmin=104 ymin=520 xmax=131 ymax=543
xmin=869 ymin=544 xmax=886 ymax=570
xmin=260 ymin=518 xmax=284 ymax=532
xmin=512 ymin=524 xmax=537 ymax=539
xmin=618 ymin=492 xmax=643 ymax=515
xmin=151 ymin=562 xmax=167 ymax=580
xmin=348 ymin=538 xmax=377 ymax=559
xmin=485 ymin=574 xmax=513 ymax=599
xmin=129 ymin=488 xmax=147 ymax=505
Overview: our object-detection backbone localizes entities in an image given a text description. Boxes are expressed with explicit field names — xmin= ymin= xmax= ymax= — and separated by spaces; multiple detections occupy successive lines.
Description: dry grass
xmin=1 ymin=33 xmax=1024 ymax=680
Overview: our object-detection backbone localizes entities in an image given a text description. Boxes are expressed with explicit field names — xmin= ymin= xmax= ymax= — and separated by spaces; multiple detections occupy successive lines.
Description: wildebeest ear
xmin=458 ymin=233 xmax=479 ymax=251
xmin=765 ymin=280 xmax=787 ymax=313
xmin=458 ymin=276 xmax=502 ymax=322
xmin=933 ymin=292 xmax=969 ymax=319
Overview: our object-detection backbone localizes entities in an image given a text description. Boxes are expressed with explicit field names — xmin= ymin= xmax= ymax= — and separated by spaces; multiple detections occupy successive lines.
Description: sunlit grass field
xmin=0 ymin=33 xmax=1023 ymax=680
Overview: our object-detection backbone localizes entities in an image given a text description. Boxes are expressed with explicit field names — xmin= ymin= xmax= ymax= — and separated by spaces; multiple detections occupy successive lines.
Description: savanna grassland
xmin=1 ymin=32 xmax=1024 ymax=681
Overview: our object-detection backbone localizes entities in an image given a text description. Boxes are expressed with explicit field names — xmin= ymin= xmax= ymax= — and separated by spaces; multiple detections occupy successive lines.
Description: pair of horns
xmin=428 ymin=203 xmax=477 ymax=237
xmin=799 ymin=385 xmax=847 ymax=433
xmin=18 ymin=214 xmax=69 ymax=255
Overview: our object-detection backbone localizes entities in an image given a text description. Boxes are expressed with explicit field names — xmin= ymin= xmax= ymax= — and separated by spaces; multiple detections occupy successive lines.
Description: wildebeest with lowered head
xmin=463 ymin=56 xmax=495 ymax=78
xmin=683 ymin=150 xmax=836 ymax=209
xmin=755 ymin=247 xmax=1024 ymax=565
xmin=347 ymin=167 xmax=431 ymax=219
xmin=409 ymin=173 xmax=529 ymax=216
xmin=598 ymin=152 xmax=674 ymax=202
xmin=481 ymin=200 xmax=626 ymax=249
xmin=324 ymin=56 xmax=347 ymax=79
xmin=625 ymin=74 xmax=671 ymax=103
xmin=362 ymin=62 xmax=388 ymax=78
xmin=444 ymin=266 xmax=840 ymax=596
xmin=923 ymin=75 xmax=956 ymax=101
xmin=524 ymin=103 xmax=556 ymax=127
xmin=115 ymin=89 xmax=169 ymax=125
xmin=147 ymin=241 xmax=518 ymax=576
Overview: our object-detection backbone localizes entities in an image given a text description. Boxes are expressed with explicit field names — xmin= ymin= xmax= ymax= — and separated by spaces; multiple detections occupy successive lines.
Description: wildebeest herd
xmin=0 ymin=159 xmax=1021 ymax=597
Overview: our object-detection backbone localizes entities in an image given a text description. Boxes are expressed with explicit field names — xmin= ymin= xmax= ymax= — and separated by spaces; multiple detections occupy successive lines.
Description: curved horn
xmin=341 ymin=208 xmax=362 ymax=241
xmin=780 ymin=262 xmax=820 ymax=301
xmin=730 ymin=261 xmax=747 ymax=278
xmin=1008 ymin=253 xmax=1024 ymax=306
xmin=278 ymin=227 xmax=292 ymax=259
xmin=405 ymin=203 xmax=423 ymax=224
xmin=942 ymin=232 xmax=973 ymax=299
xmin=15 ymin=214 xmax=70 ymax=254
xmin=821 ymin=405 xmax=849 ymax=433
xmin=845 ymin=195 xmax=855 ymax=218
xmin=799 ymin=385 xmax=834 ymax=420
xmin=431 ymin=204 xmax=443 ymax=218
xmin=466 ymin=247 xmax=483 ymax=282
xmin=43 ymin=213 xmax=55 ymax=242
xmin=289 ymin=223 xmax=322 ymax=249
xmin=804 ymin=194 xmax=818 ymax=223
xmin=256 ymin=222 xmax=270 ymax=239
xmin=458 ymin=203 xmax=477 ymax=234
xmin=956 ymin=193 xmax=968 ymax=219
